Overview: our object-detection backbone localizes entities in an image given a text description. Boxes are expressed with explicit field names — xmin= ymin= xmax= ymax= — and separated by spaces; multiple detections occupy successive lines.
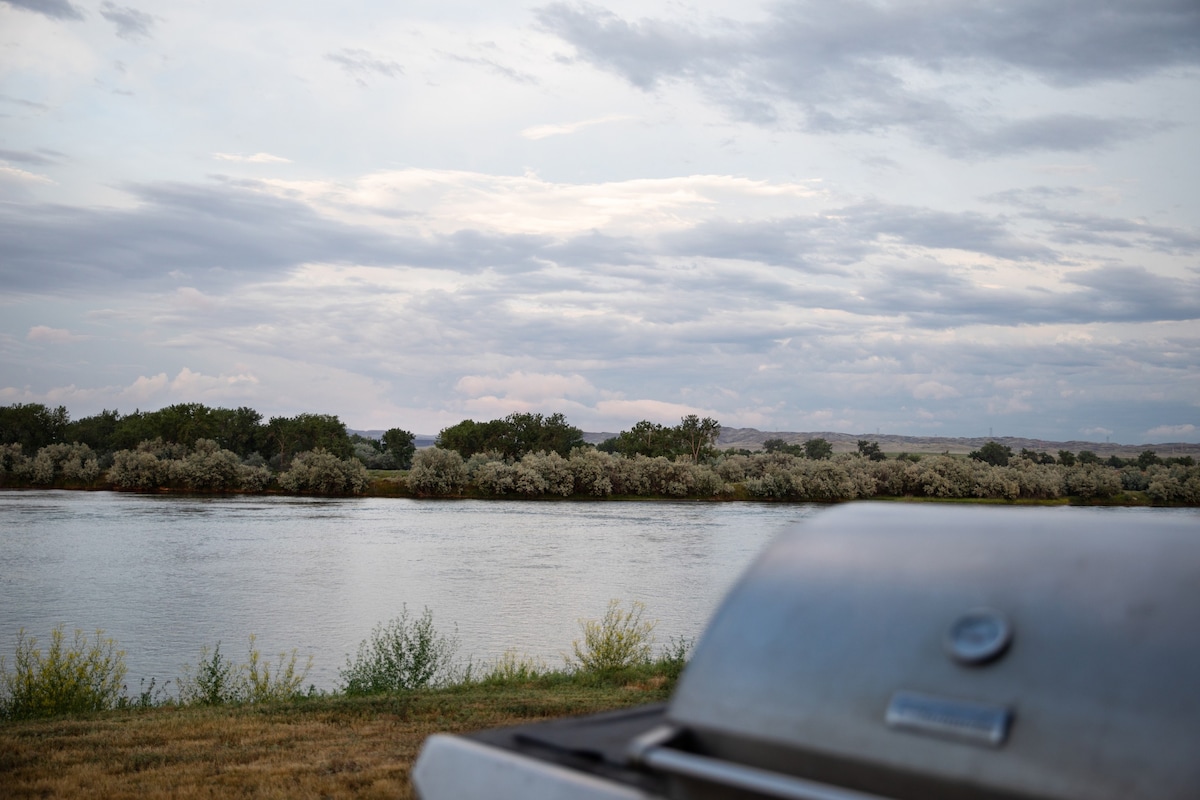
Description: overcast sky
xmin=2 ymin=0 xmax=1198 ymax=443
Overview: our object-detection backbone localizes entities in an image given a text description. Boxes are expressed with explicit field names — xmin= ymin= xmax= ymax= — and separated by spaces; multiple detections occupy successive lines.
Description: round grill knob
xmin=946 ymin=609 xmax=1013 ymax=665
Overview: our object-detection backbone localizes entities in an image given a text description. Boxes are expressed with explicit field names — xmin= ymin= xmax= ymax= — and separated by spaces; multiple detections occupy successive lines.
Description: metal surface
xmin=667 ymin=504 xmax=1200 ymax=800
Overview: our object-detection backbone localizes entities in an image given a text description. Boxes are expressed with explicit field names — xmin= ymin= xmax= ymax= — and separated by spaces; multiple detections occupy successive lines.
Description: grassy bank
xmin=0 ymin=672 xmax=674 ymax=799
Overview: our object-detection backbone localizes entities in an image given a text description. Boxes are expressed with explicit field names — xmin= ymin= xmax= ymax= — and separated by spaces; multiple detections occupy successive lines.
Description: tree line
xmin=1 ymin=402 xmax=1196 ymax=503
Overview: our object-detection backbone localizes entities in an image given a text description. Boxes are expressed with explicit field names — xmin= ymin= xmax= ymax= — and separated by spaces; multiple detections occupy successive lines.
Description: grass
xmin=0 ymin=666 xmax=678 ymax=799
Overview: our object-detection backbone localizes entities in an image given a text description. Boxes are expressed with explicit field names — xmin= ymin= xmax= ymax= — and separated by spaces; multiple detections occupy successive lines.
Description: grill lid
xmin=666 ymin=505 xmax=1200 ymax=800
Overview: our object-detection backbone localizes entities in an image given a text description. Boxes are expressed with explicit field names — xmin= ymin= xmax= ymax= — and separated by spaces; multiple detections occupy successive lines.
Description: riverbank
xmin=0 ymin=677 xmax=672 ymax=799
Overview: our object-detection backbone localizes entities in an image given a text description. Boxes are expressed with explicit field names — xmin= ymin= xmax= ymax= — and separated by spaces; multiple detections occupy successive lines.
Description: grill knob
xmin=946 ymin=609 xmax=1013 ymax=665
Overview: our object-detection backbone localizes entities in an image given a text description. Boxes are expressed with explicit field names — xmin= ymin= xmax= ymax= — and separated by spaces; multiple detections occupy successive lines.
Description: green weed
xmin=0 ymin=625 xmax=127 ymax=719
xmin=340 ymin=606 xmax=459 ymax=695
xmin=567 ymin=599 xmax=656 ymax=673
xmin=177 ymin=636 xmax=312 ymax=705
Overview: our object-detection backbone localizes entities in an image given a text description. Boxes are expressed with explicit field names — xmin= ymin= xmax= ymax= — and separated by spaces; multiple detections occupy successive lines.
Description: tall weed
xmin=568 ymin=599 xmax=656 ymax=673
xmin=340 ymin=606 xmax=458 ymax=694
xmin=178 ymin=636 xmax=312 ymax=705
xmin=0 ymin=626 xmax=127 ymax=719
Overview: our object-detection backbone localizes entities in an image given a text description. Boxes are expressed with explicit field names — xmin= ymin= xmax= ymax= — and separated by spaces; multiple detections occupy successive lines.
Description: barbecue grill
xmin=413 ymin=504 xmax=1200 ymax=799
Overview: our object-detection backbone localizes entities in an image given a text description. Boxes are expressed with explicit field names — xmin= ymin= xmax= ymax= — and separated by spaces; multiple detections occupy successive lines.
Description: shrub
xmin=29 ymin=443 xmax=101 ymax=486
xmin=177 ymin=642 xmax=237 ymax=705
xmin=0 ymin=626 xmax=127 ymax=719
xmin=340 ymin=606 xmax=459 ymax=694
xmin=177 ymin=636 xmax=311 ymax=705
xmin=568 ymin=599 xmax=656 ymax=673
xmin=278 ymin=448 xmax=368 ymax=495
xmin=171 ymin=439 xmax=242 ymax=490
xmin=108 ymin=448 xmax=170 ymax=489
xmin=0 ymin=443 xmax=29 ymax=485
xmin=408 ymin=447 xmax=468 ymax=496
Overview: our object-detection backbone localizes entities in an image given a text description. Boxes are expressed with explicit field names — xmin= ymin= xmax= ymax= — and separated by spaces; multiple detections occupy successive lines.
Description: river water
xmin=0 ymin=491 xmax=825 ymax=691
xmin=3 ymin=492 xmax=1194 ymax=694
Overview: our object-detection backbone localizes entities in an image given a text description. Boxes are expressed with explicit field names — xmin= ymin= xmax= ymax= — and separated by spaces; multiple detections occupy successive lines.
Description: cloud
xmin=99 ymin=2 xmax=155 ymax=40
xmin=1081 ymin=426 xmax=1114 ymax=437
xmin=212 ymin=152 xmax=292 ymax=164
xmin=521 ymin=114 xmax=633 ymax=140
xmin=1 ymin=0 xmax=83 ymax=21
xmin=537 ymin=0 xmax=1199 ymax=156
xmin=1145 ymin=423 xmax=1196 ymax=438
xmin=326 ymin=48 xmax=403 ymax=84
xmin=0 ymin=148 xmax=62 ymax=166
xmin=0 ymin=163 xmax=54 ymax=184
xmin=27 ymin=325 xmax=87 ymax=343
xmin=455 ymin=371 xmax=596 ymax=403
xmin=594 ymin=398 xmax=717 ymax=425
xmin=446 ymin=54 xmax=539 ymax=85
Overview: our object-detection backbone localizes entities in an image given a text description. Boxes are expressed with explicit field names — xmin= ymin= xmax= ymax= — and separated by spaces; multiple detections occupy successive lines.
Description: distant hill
xmin=715 ymin=428 xmax=1200 ymax=458
xmin=350 ymin=427 xmax=1199 ymax=458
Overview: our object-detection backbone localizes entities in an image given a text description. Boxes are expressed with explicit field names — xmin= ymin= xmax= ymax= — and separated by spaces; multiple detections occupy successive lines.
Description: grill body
xmin=414 ymin=504 xmax=1200 ymax=800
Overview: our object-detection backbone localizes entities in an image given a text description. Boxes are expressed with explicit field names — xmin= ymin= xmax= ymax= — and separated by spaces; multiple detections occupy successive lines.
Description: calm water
xmin=0 ymin=491 xmax=824 ymax=690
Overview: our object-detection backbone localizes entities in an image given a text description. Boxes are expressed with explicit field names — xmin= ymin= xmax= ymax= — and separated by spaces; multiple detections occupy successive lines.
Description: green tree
xmin=601 ymin=420 xmax=673 ymax=458
xmin=64 ymin=409 xmax=121 ymax=454
xmin=677 ymin=415 xmax=721 ymax=464
xmin=263 ymin=413 xmax=351 ymax=467
xmin=1077 ymin=450 xmax=1100 ymax=465
xmin=382 ymin=428 xmax=416 ymax=469
xmin=1057 ymin=450 xmax=1076 ymax=467
xmin=763 ymin=438 xmax=805 ymax=456
xmin=803 ymin=438 xmax=833 ymax=460
xmin=857 ymin=440 xmax=885 ymax=461
xmin=0 ymin=403 xmax=69 ymax=451
xmin=437 ymin=413 xmax=583 ymax=460
xmin=211 ymin=406 xmax=263 ymax=457
xmin=1136 ymin=450 xmax=1162 ymax=469
xmin=969 ymin=441 xmax=1012 ymax=467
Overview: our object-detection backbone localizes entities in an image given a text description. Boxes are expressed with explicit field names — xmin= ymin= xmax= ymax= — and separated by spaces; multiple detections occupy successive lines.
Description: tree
xmin=857 ymin=440 xmax=885 ymax=461
xmin=263 ymin=413 xmax=351 ymax=467
xmin=65 ymin=409 xmax=121 ymax=454
xmin=1077 ymin=450 xmax=1100 ymax=465
xmin=1136 ymin=450 xmax=1162 ymax=469
xmin=763 ymin=438 xmax=804 ymax=456
xmin=601 ymin=420 xmax=673 ymax=458
xmin=969 ymin=441 xmax=1012 ymax=467
xmin=677 ymin=415 xmax=721 ymax=464
xmin=1057 ymin=450 xmax=1076 ymax=467
xmin=382 ymin=428 xmax=416 ymax=469
xmin=439 ymin=413 xmax=584 ymax=460
xmin=0 ymin=403 xmax=69 ymax=451
xmin=803 ymin=438 xmax=833 ymax=460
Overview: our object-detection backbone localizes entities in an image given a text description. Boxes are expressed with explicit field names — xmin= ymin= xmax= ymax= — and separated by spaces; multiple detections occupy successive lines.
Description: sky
xmin=1 ymin=0 xmax=1198 ymax=444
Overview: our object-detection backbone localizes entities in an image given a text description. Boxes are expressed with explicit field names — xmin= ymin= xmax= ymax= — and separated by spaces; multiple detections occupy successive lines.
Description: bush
xmin=278 ymin=448 xmax=368 ymax=495
xmin=171 ymin=439 xmax=242 ymax=490
xmin=340 ymin=606 xmax=459 ymax=694
xmin=29 ymin=443 xmax=101 ymax=486
xmin=408 ymin=447 xmax=468 ymax=496
xmin=567 ymin=599 xmax=656 ymax=673
xmin=0 ymin=626 xmax=127 ymax=719
xmin=108 ymin=448 xmax=170 ymax=489
xmin=177 ymin=636 xmax=311 ymax=705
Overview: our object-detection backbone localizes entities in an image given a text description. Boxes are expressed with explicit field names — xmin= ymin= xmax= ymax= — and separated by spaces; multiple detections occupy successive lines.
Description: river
xmin=0 ymin=491 xmax=826 ymax=691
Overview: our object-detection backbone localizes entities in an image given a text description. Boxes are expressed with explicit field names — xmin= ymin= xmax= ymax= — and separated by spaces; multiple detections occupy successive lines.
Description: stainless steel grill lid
xmin=666 ymin=504 xmax=1200 ymax=800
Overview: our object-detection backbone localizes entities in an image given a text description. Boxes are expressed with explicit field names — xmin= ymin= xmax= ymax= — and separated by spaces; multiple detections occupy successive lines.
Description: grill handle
xmin=628 ymin=726 xmax=893 ymax=800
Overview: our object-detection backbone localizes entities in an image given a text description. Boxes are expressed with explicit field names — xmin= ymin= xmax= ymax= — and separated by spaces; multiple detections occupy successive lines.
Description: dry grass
xmin=0 ymin=681 xmax=670 ymax=799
